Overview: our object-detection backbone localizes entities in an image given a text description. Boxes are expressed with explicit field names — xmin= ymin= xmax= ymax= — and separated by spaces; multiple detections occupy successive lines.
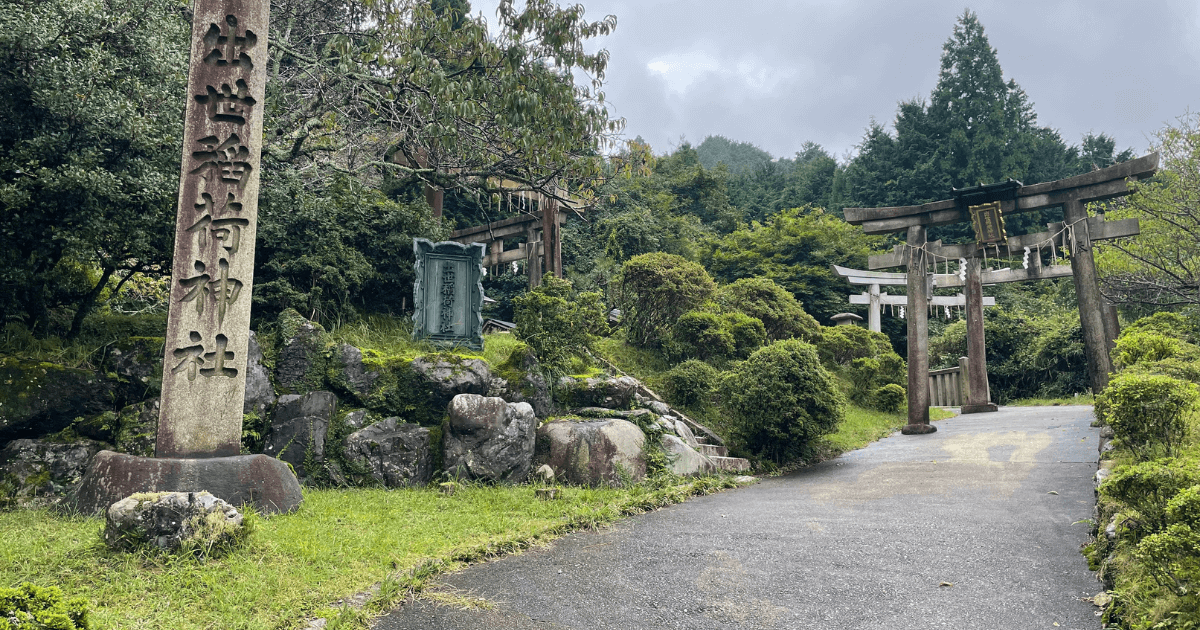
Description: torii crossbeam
xmin=843 ymin=154 xmax=1157 ymax=434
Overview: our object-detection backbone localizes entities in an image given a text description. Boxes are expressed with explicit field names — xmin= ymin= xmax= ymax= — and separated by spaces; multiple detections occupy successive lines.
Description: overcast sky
xmin=473 ymin=0 xmax=1200 ymax=161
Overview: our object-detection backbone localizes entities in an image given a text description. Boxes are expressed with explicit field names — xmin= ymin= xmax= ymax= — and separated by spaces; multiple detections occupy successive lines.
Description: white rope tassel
xmin=958 ymin=257 xmax=967 ymax=282
xmin=900 ymin=306 xmax=905 ymax=319
xmin=1022 ymin=246 xmax=1030 ymax=269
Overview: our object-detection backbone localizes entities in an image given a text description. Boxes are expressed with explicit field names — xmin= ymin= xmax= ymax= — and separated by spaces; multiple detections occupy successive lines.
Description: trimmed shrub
xmin=662 ymin=359 xmax=719 ymax=407
xmin=1113 ymin=331 xmax=1199 ymax=370
xmin=0 ymin=582 xmax=89 ymax=629
xmin=667 ymin=310 xmax=766 ymax=362
xmin=722 ymin=312 xmax=767 ymax=359
xmin=716 ymin=277 xmax=821 ymax=342
xmin=723 ymin=340 xmax=845 ymax=463
xmin=616 ymin=253 xmax=716 ymax=348
xmin=1101 ymin=460 xmax=1200 ymax=534
xmin=1094 ymin=373 xmax=1199 ymax=460
xmin=513 ymin=274 xmax=606 ymax=375
xmin=816 ymin=325 xmax=893 ymax=367
xmin=873 ymin=383 xmax=907 ymax=413
xmin=1121 ymin=311 xmax=1200 ymax=345
xmin=667 ymin=311 xmax=734 ymax=362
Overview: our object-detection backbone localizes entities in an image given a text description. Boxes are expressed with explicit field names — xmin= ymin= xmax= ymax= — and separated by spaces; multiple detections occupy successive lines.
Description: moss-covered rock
xmin=555 ymin=374 xmax=638 ymax=410
xmin=0 ymin=357 xmax=116 ymax=444
xmin=0 ymin=437 xmax=105 ymax=509
xmin=103 ymin=491 xmax=247 ymax=555
xmin=101 ymin=336 xmax=163 ymax=405
xmin=273 ymin=309 xmax=331 ymax=395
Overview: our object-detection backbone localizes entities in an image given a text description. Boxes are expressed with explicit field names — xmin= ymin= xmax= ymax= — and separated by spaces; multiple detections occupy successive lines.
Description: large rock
xmin=262 ymin=391 xmax=337 ymax=476
xmin=102 ymin=336 xmax=164 ymax=405
xmin=555 ymin=375 xmax=638 ymax=410
xmin=534 ymin=419 xmax=646 ymax=486
xmin=495 ymin=350 xmax=553 ymax=418
xmin=411 ymin=355 xmax=495 ymax=412
xmin=243 ymin=330 xmax=276 ymax=416
xmin=274 ymin=309 xmax=330 ymax=395
xmin=660 ymin=434 xmax=714 ymax=477
xmin=0 ymin=357 xmax=115 ymax=443
xmin=328 ymin=343 xmax=378 ymax=404
xmin=0 ymin=438 xmax=105 ymax=508
xmin=104 ymin=491 xmax=244 ymax=552
xmin=342 ymin=418 xmax=432 ymax=487
xmin=71 ymin=451 xmax=302 ymax=515
xmin=443 ymin=394 xmax=537 ymax=483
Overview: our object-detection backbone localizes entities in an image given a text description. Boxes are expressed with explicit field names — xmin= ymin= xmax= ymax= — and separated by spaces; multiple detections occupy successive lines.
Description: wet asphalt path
xmin=375 ymin=406 xmax=1103 ymax=629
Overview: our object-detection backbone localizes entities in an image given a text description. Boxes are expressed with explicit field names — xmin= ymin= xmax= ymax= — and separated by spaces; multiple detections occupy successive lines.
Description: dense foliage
xmin=0 ymin=582 xmax=89 ymax=630
xmin=1087 ymin=315 xmax=1200 ymax=629
xmin=0 ymin=0 xmax=188 ymax=336
xmin=723 ymin=340 xmax=845 ymax=464
xmin=512 ymin=274 xmax=605 ymax=374
xmin=615 ymin=253 xmax=715 ymax=348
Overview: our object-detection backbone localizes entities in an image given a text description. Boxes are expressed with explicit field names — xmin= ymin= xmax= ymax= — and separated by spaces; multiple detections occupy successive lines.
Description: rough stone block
xmin=104 ymin=491 xmax=244 ymax=552
xmin=534 ymin=419 xmax=646 ymax=486
xmin=443 ymin=394 xmax=537 ymax=483
xmin=342 ymin=418 xmax=432 ymax=487
xmin=70 ymin=451 xmax=302 ymax=516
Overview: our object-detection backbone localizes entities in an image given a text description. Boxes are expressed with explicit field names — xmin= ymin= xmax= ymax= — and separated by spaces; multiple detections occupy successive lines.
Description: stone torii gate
xmin=832 ymin=264 xmax=998 ymax=332
xmin=844 ymin=154 xmax=1157 ymax=434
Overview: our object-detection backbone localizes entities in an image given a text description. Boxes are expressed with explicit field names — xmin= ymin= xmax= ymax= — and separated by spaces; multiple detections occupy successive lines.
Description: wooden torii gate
xmin=844 ymin=154 xmax=1157 ymax=434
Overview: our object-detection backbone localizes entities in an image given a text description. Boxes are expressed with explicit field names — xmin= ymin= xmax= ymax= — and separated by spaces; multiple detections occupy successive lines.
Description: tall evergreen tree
xmin=838 ymin=10 xmax=1130 ymax=241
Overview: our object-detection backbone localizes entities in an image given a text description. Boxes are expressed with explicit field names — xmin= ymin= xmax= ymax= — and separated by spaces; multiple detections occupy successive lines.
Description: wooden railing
xmin=928 ymin=357 xmax=970 ymax=407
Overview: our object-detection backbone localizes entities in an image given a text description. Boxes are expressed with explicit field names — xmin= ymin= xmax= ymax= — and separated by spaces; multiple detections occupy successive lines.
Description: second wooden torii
xmin=832 ymin=264 xmax=998 ymax=332
xmin=843 ymin=154 xmax=1157 ymax=434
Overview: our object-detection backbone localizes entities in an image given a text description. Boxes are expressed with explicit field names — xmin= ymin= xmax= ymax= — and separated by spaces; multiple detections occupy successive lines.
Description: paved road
xmin=376 ymin=406 xmax=1103 ymax=630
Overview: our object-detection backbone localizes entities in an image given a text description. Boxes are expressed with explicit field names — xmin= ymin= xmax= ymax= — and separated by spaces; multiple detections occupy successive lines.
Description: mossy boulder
xmin=555 ymin=375 xmax=638 ymax=410
xmin=243 ymin=331 xmax=276 ymax=416
xmin=273 ymin=309 xmax=331 ymax=395
xmin=0 ymin=437 xmax=105 ymax=508
xmin=101 ymin=336 xmax=164 ymax=405
xmin=534 ymin=418 xmax=646 ymax=486
xmin=341 ymin=418 xmax=433 ymax=487
xmin=103 ymin=491 xmax=246 ymax=554
xmin=0 ymin=357 xmax=116 ymax=444
xmin=411 ymin=354 xmax=496 ymax=411
xmin=70 ymin=398 xmax=159 ymax=457
xmin=494 ymin=347 xmax=552 ymax=418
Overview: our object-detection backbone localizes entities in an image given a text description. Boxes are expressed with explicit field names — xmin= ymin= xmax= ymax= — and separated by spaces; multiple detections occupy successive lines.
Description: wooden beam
xmin=850 ymin=293 xmax=995 ymax=306
xmin=846 ymin=153 xmax=1158 ymax=234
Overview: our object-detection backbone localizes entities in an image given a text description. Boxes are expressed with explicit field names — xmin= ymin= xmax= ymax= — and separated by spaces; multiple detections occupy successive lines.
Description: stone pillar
xmin=961 ymin=257 xmax=997 ymax=413
xmin=425 ymin=185 xmax=444 ymax=219
xmin=868 ymin=283 xmax=881 ymax=332
xmin=902 ymin=225 xmax=935 ymax=434
xmin=1063 ymin=199 xmax=1113 ymax=394
xmin=158 ymin=0 xmax=270 ymax=458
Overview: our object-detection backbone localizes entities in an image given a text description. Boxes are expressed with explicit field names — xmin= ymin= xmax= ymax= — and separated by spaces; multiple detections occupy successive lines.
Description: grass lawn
xmin=0 ymin=479 xmax=742 ymax=629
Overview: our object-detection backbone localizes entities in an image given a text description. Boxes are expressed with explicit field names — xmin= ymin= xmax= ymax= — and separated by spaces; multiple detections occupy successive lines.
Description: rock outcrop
xmin=243 ymin=331 xmax=276 ymax=416
xmin=556 ymin=375 xmax=638 ymax=410
xmin=262 ymin=391 xmax=337 ymax=476
xmin=534 ymin=419 xmax=646 ymax=486
xmin=0 ymin=357 xmax=115 ymax=443
xmin=274 ymin=309 xmax=330 ymax=395
xmin=0 ymin=438 xmax=105 ymax=507
xmin=443 ymin=394 xmax=537 ymax=483
xmin=342 ymin=418 xmax=433 ymax=487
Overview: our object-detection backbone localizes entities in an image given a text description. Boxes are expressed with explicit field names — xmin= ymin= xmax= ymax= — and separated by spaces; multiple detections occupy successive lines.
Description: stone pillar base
xmin=901 ymin=423 xmax=938 ymax=435
xmin=69 ymin=451 xmax=303 ymax=516
xmin=961 ymin=403 xmax=999 ymax=414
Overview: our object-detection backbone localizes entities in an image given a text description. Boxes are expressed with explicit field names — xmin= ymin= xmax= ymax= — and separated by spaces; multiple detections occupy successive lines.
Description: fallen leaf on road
xmin=1047 ymin=491 xmax=1059 ymax=495
xmin=938 ymin=582 xmax=953 ymax=587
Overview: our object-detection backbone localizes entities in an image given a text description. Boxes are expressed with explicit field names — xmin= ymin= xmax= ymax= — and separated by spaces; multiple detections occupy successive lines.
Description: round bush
xmin=723 ymin=339 xmax=845 ymax=463
xmin=716 ymin=277 xmax=820 ymax=342
xmin=662 ymin=359 xmax=719 ymax=407
xmin=616 ymin=253 xmax=716 ymax=348
xmin=1113 ymin=331 xmax=1195 ymax=369
xmin=1102 ymin=459 xmax=1200 ymax=533
xmin=816 ymin=325 xmax=894 ymax=367
xmin=1094 ymin=372 xmax=1198 ymax=460
xmin=668 ymin=311 xmax=734 ymax=362
xmin=873 ymin=383 xmax=906 ymax=413
xmin=722 ymin=312 xmax=767 ymax=358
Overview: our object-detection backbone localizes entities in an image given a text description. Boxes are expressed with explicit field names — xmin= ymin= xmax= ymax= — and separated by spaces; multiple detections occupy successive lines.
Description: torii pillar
xmin=902 ymin=226 xmax=935 ymax=433
xmin=961 ymin=258 xmax=997 ymax=413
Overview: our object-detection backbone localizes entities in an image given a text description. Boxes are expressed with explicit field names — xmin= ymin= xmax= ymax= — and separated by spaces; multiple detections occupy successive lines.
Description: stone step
xmin=697 ymin=443 xmax=727 ymax=457
xmin=693 ymin=435 xmax=709 ymax=445
xmin=708 ymin=456 xmax=751 ymax=473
